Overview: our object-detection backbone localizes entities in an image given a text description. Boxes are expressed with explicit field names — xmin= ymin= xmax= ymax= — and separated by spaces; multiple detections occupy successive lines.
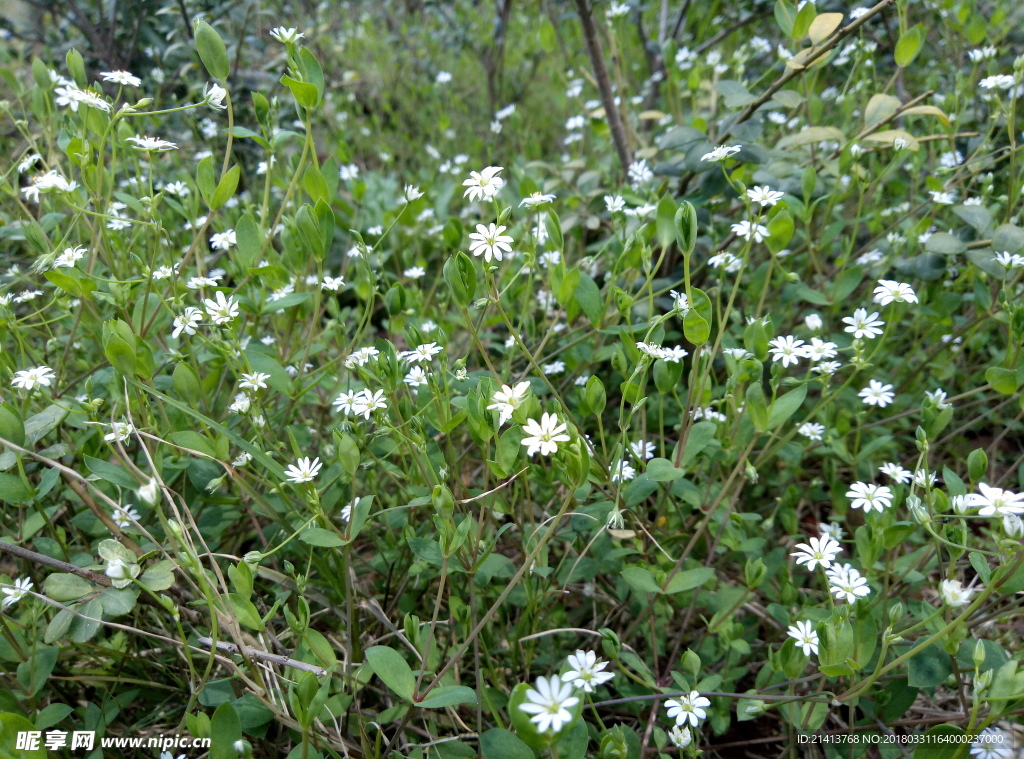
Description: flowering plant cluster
xmin=1 ymin=1 xmax=1024 ymax=758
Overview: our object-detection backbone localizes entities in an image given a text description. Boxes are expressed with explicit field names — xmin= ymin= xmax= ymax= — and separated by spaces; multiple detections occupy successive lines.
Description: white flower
xmin=967 ymin=483 xmax=1024 ymax=517
xmin=980 ymin=75 xmax=1016 ymax=91
xmin=543 ymin=361 xmax=566 ymax=375
xmin=104 ymin=422 xmax=135 ymax=443
xmin=137 ymin=478 xmax=160 ymax=506
xmin=400 ymin=343 xmax=444 ymax=363
xmin=172 ymin=307 xmax=203 ymax=338
xmin=112 ymin=504 xmax=141 ymax=529
xmin=210 ymin=230 xmax=236 ymax=250
xmin=54 ymin=84 xmax=111 ymax=112
xmin=229 ymin=393 xmax=251 ymax=414
xmin=925 ymin=388 xmax=951 ymax=409
xmin=747 ymin=185 xmax=784 ymax=207
xmin=930 ymin=190 xmax=956 ymax=205
xmin=873 ymin=280 xmax=918 ymax=305
xmin=791 ymin=535 xmax=842 ymax=571
xmin=468 ymin=223 xmax=513 ymax=263
xmin=352 ymin=389 xmax=389 ymax=420
xmin=701 ymin=145 xmax=742 ymax=162
xmin=100 ymin=70 xmax=142 ymax=87
xmin=561 ymin=650 xmax=614 ymax=693
xmin=404 ymin=366 xmax=429 ymax=388
xmin=518 ymin=675 xmax=579 ymax=734
xmin=1 ymin=577 xmax=33 ymax=610
xmin=269 ymin=27 xmax=304 ymax=43
xmin=11 ymin=365 xmax=56 ymax=391
xmin=332 ymin=391 xmax=360 ymax=415
xmin=668 ymin=726 xmax=693 ymax=749
xmin=819 ymin=522 xmax=844 ymax=541
xmin=798 ymin=422 xmax=825 ymax=441
xmin=828 ymin=565 xmax=871 ymax=603
xmin=846 ymin=482 xmax=894 ymax=513
xmin=970 ymin=727 xmax=1014 ymax=759
xmin=605 ymin=195 xmax=625 ymax=213
xmin=284 ymin=456 xmax=322 ymax=484
xmin=203 ymin=291 xmax=239 ymax=325
xmin=339 ymin=163 xmax=360 ymax=181
xmin=521 ymin=413 xmax=570 ymax=457
xmin=665 ymin=690 xmax=711 ymax=728
xmin=203 ymin=82 xmax=227 ymax=110
xmin=322 ymin=275 xmax=346 ymax=291
xmin=938 ymin=579 xmax=974 ymax=608
xmin=126 ymin=135 xmax=178 ymax=151
xmin=768 ymin=335 xmax=805 ymax=367
xmin=630 ymin=440 xmax=656 ymax=460
xmin=435 ymin=71 xmax=452 ymax=84
xmin=487 ymin=381 xmax=531 ymax=426
xmin=879 ymin=462 xmax=911 ymax=483
xmin=803 ymin=338 xmax=837 ymax=362
xmin=462 ymin=166 xmax=504 ymax=202
xmin=859 ymin=379 xmax=895 ymax=407
xmin=611 ymin=460 xmax=635 ymax=482
xmin=520 ymin=192 xmax=556 ymax=207
xmin=731 ymin=220 xmax=770 ymax=242
xmin=669 ymin=290 xmax=690 ymax=314
xmin=803 ymin=313 xmax=822 ymax=331
xmin=994 ymin=251 xmax=1024 ymax=269
xmin=842 ymin=308 xmax=884 ymax=339
xmin=787 ymin=620 xmax=819 ymax=656
xmin=240 ymin=372 xmax=270 ymax=391
xmin=628 ymin=159 xmax=653 ymax=186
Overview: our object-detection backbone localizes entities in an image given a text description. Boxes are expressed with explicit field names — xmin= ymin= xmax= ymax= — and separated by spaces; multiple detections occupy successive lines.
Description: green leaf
xmin=655 ymin=195 xmax=678 ymax=250
xmin=894 ymin=24 xmax=924 ymax=68
xmin=992 ymin=223 xmax=1024 ymax=253
xmin=196 ymin=155 xmax=217 ymax=206
xmin=0 ymin=473 xmax=35 ymax=502
xmin=69 ymin=598 xmax=102 ymax=643
xmin=43 ymin=573 xmax=93 ymax=602
xmin=774 ymin=0 xmax=796 ymax=36
xmin=33 ymin=703 xmax=75 ymax=731
xmin=281 ymin=75 xmax=319 ymax=109
xmin=98 ymin=587 xmax=138 ymax=617
xmin=235 ymin=213 xmax=262 ymax=270
xmin=912 ymin=725 xmax=965 ymax=759
xmin=575 ymin=273 xmax=604 ymax=327
xmin=792 ymin=0 xmax=816 ymax=40
xmin=986 ymin=367 xmax=1019 ymax=395
xmin=664 ymin=567 xmax=714 ymax=594
xmin=262 ymin=292 xmax=310 ymax=313
xmin=417 ymin=685 xmax=478 ymax=708
xmin=907 ymin=644 xmax=951 ymax=688
xmin=746 ymin=383 xmax=769 ymax=432
xmin=299 ymin=527 xmax=344 ymax=548
xmin=683 ymin=310 xmax=709 ymax=345
xmin=646 ymin=458 xmax=684 ymax=481
xmin=365 ymin=645 xmax=415 ymax=701
xmin=168 ymin=431 xmax=218 ymax=459
xmin=210 ymin=165 xmax=240 ymax=211
xmin=0 ymin=712 xmax=47 ymax=758
xmin=25 ymin=405 xmax=67 ymax=444
xmin=480 ymin=728 xmax=535 ymax=759
xmin=84 ymin=455 xmax=139 ymax=489
xmin=767 ymin=384 xmax=807 ymax=429
xmin=194 ymin=20 xmax=229 ymax=80
xmin=139 ymin=561 xmax=175 ymax=592
xmin=680 ymin=422 xmax=716 ymax=468
xmin=621 ymin=567 xmax=662 ymax=594
xmin=298 ymin=48 xmax=325 ymax=103
xmin=925 ymin=232 xmax=967 ymax=255
xmin=209 ymin=702 xmax=242 ymax=759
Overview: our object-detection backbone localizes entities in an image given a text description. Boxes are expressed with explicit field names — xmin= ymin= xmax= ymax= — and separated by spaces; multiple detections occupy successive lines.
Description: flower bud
xmin=973 ymin=639 xmax=987 ymax=669
xmin=243 ymin=551 xmax=263 ymax=566
xmin=1003 ymin=514 xmax=1024 ymax=539
xmin=888 ymin=602 xmax=904 ymax=625
xmin=137 ymin=478 xmax=159 ymax=506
